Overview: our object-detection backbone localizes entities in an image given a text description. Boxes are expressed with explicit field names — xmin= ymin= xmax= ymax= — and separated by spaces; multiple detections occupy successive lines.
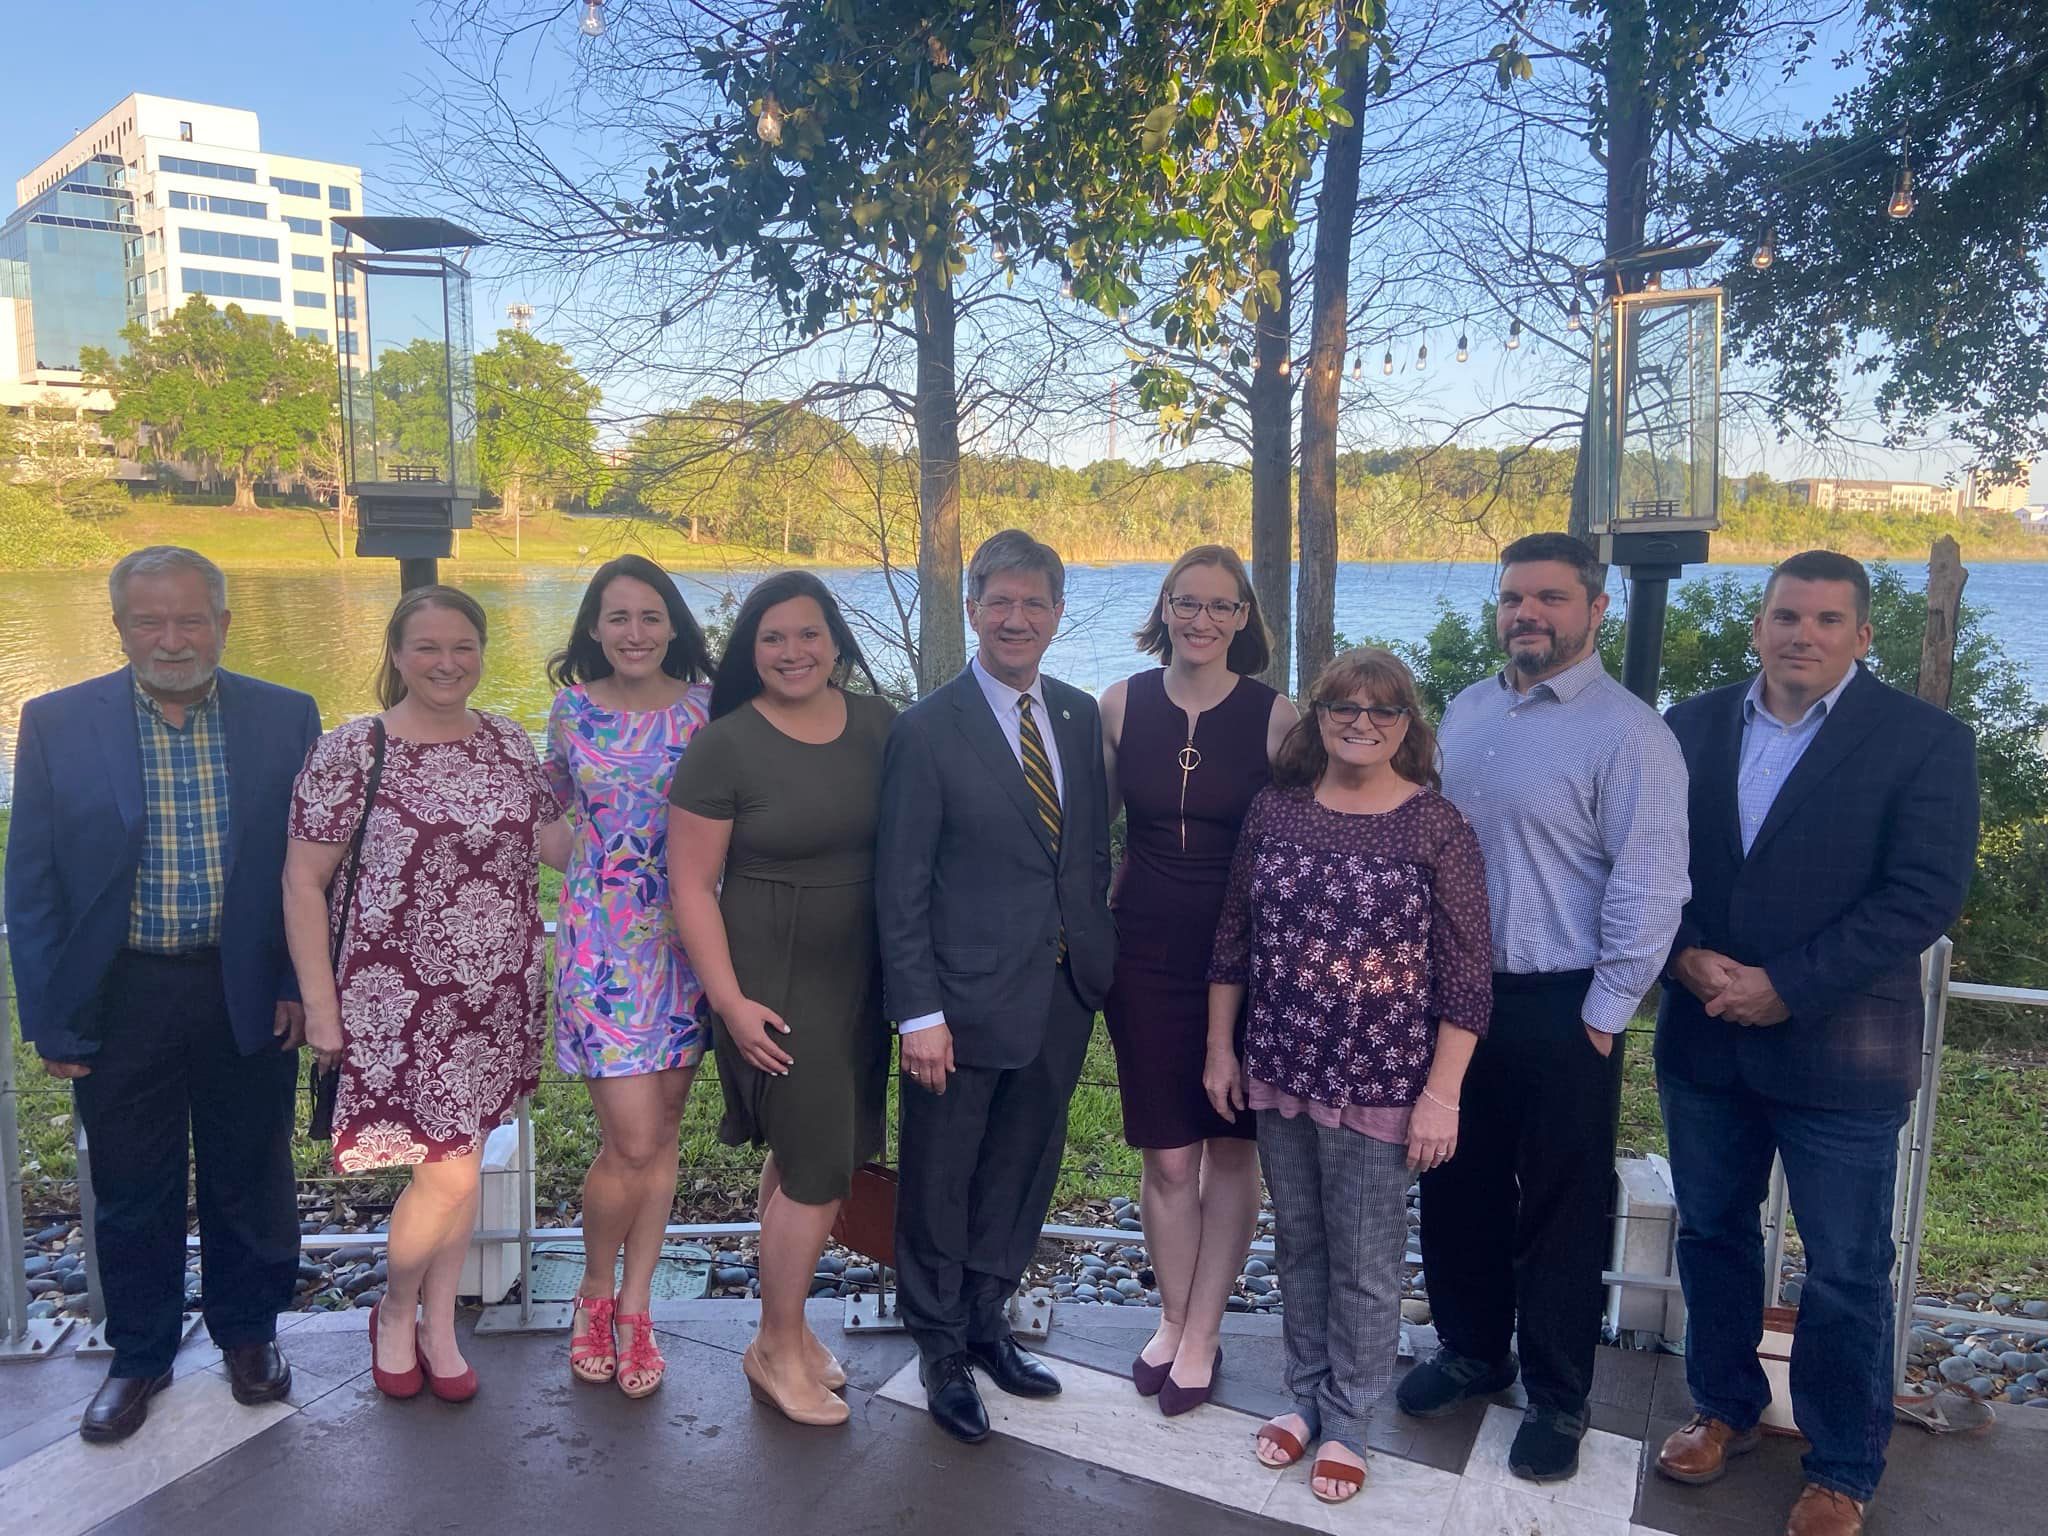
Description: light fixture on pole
xmin=1506 ymin=317 xmax=1522 ymax=350
xmin=578 ymin=0 xmax=604 ymax=37
xmin=1888 ymin=141 xmax=1916 ymax=218
xmin=1382 ymin=348 xmax=1394 ymax=375
xmin=1751 ymin=229 xmax=1776 ymax=270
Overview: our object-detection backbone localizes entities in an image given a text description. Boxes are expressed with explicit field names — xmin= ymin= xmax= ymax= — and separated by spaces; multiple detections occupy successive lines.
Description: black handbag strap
xmin=329 ymin=719 xmax=388 ymax=967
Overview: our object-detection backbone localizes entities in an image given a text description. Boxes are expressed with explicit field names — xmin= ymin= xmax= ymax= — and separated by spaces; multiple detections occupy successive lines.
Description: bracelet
xmin=1421 ymin=1088 xmax=1460 ymax=1113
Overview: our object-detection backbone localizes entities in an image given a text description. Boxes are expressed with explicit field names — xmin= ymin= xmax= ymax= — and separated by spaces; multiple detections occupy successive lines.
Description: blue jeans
xmin=1659 ymin=1075 xmax=1909 ymax=1503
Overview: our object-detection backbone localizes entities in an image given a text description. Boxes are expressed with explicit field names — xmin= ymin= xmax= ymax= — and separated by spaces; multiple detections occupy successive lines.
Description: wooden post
xmin=1917 ymin=536 xmax=1967 ymax=708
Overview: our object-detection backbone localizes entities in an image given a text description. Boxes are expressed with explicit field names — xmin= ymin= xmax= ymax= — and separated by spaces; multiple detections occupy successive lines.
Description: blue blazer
xmin=6 ymin=667 xmax=322 ymax=1062
xmin=1655 ymin=666 xmax=1979 ymax=1109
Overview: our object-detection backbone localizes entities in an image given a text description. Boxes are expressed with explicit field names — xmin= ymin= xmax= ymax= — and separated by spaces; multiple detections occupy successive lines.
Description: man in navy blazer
xmin=1652 ymin=551 xmax=1978 ymax=1536
xmin=6 ymin=547 xmax=321 ymax=1443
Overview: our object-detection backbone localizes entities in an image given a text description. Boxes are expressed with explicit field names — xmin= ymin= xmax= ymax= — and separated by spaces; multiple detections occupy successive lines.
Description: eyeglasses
xmin=1166 ymin=596 xmax=1248 ymax=621
xmin=1316 ymin=700 xmax=1410 ymax=728
xmin=974 ymin=596 xmax=1056 ymax=619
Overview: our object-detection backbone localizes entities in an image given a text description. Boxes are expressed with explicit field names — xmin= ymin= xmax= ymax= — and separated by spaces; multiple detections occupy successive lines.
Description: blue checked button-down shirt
xmin=1438 ymin=650 xmax=1691 ymax=1032
xmin=1736 ymin=665 xmax=1857 ymax=854
xmin=128 ymin=676 xmax=232 ymax=952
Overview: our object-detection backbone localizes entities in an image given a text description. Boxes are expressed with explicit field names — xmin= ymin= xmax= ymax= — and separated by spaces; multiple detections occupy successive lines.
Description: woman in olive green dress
xmin=668 ymin=571 xmax=894 ymax=1428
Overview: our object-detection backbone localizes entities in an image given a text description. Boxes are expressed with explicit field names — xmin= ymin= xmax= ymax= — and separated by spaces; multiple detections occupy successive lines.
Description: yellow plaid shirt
xmin=127 ymin=676 xmax=232 ymax=952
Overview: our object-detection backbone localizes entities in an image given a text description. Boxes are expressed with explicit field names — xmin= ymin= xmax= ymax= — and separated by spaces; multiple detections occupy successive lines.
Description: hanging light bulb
xmin=1567 ymin=295 xmax=1583 ymax=332
xmin=1455 ymin=329 xmax=1468 ymax=363
xmin=1381 ymin=348 xmax=1394 ymax=376
xmin=578 ymin=0 xmax=604 ymax=37
xmin=756 ymin=94 xmax=784 ymax=146
xmin=1506 ymin=317 xmax=1522 ymax=350
xmin=1751 ymin=229 xmax=1776 ymax=270
xmin=1060 ymin=276 xmax=1074 ymax=299
xmin=1888 ymin=142 xmax=1916 ymax=219
xmin=992 ymin=239 xmax=1006 ymax=263
xmin=1350 ymin=353 xmax=1362 ymax=381
xmin=1416 ymin=342 xmax=1428 ymax=372
xmin=1276 ymin=355 xmax=1292 ymax=377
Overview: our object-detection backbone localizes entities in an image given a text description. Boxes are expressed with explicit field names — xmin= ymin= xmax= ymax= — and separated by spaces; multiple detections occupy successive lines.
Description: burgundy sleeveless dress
xmin=1104 ymin=668 xmax=1278 ymax=1148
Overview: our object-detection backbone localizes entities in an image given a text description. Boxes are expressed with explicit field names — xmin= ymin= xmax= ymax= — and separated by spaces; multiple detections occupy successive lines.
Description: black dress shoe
xmin=223 ymin=1340 xmax=293 ymax=1405
xmin=966 ymin=1334 xmax=1062 ymax=1398
xmin=920 ymin=1352 xmax=990 ymax=1444
xmin=80 ymin=1370 xmax=173 ymax=1443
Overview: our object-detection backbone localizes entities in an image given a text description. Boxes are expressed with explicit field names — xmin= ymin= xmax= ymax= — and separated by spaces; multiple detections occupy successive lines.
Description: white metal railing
xmin=6 ymin=927 xmax=2044 ymax=1361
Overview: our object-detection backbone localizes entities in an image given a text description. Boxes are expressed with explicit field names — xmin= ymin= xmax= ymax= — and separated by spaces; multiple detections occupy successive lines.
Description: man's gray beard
xmin=134 ymin=656 xmax=218 ymax=694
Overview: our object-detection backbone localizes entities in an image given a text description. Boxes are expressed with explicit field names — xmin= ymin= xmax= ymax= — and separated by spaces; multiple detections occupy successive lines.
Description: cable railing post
xmin=1894 ymin=937 xmax=1952 ymax=1394
xmin=0 ymin=932 xmax=74 ymax=1358
xmin=516 ymin=1094 xmax=535 ymax=1328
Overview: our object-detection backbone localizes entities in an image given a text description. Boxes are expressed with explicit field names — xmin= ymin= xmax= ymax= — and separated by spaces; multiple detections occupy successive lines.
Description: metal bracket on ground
xmin=0 ymin=1318 xmax=78 ymax=1361
xmin=1007 ymin=1291 xmax=1052 ymax=1340
xmin=475 ymin=1300 xmax=573 ymax=1335
xmin=77 ymin=1310 xmax=198 ymax=1358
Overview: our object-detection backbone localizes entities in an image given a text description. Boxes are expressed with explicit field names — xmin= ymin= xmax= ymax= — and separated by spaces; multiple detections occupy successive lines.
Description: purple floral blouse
xmin=1208 ymin=785 xmax=1493 ymax=1109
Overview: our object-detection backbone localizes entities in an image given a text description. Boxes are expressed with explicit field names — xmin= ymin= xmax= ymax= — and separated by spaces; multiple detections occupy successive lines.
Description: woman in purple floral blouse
xmin=1205 ymin=648 xmax=1491 ymax=1506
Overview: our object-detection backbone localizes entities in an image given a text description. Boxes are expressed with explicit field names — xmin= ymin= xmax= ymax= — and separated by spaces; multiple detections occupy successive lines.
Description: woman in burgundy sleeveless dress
xmin=1100 ymin=545 xmax=1296 ymax=1413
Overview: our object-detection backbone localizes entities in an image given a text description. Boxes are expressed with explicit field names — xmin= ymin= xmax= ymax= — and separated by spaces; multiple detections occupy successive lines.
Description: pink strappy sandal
xmin=614 ymin=1311 xmax=666 ymax=1399
xmin=569 ymin=1294 xmax=618 ymax=1384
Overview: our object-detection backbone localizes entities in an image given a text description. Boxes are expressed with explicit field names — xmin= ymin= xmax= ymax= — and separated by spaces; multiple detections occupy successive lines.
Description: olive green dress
xmin=667 ymin=690 xmax=896 ymax=1205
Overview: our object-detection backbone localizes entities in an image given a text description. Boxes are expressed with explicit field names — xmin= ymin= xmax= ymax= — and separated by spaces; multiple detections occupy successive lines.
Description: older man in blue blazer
xmin=1652 ymin=551 xmax=1979 ymax=1536
xmin=6 ymin=547 xmax=321 ymax=1443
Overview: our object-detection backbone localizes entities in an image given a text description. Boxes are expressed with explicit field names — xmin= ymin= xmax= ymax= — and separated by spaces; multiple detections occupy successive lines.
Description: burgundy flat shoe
xmin=420 ymin=1337 xmax=478 ymax=1403
xmin=1158 ymin=1348 xmax=1223 ymax=1417
xmin=1132 ymin=1353 xmax=1171 ymax=1397
xmin=368 ymin=1303 xmax=423 ymax=1400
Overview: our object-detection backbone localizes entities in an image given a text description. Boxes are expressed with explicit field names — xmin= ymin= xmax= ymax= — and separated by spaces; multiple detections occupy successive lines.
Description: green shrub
xmin=0 ymin=484 xmax=119 ymax=569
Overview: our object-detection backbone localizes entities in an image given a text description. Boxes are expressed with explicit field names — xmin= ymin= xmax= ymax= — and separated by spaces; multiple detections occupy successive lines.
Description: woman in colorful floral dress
xmin=543 ymin=554 xmax=715 ymax=1398
xmin=285 ymin=586 xmax=568 ymax=1403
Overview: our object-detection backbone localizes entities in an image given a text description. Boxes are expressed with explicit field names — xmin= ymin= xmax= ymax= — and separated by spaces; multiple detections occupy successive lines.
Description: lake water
xmin=2 ymin=558 xmax=2041 ymax=802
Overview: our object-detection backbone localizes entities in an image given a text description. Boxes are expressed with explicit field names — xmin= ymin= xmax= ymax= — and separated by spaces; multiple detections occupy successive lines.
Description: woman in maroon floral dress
xmin=284 ymin=586 xmax=567 ymax=1403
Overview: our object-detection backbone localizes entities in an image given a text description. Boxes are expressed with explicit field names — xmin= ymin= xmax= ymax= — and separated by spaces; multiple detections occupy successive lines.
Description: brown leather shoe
xmin=1655 ymin=1413 xmax=1763 ymax=1485
xmin=1785 ymin=1484 xmax=1866 ymax=1536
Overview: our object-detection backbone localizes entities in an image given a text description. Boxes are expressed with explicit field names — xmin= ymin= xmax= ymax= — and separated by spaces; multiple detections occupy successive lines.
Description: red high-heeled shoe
xmin=368 ymin=1302 xmax=423 ymax=1400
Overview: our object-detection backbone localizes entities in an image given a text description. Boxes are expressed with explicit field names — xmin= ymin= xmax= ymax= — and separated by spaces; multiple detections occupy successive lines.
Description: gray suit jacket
xmin=875 ymin=665 xmax=1115 ymax=1070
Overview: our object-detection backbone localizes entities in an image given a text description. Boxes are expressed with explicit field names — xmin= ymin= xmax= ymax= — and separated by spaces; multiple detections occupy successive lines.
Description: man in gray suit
xmin=877 ymin=529 xmax=1116 ymax=1443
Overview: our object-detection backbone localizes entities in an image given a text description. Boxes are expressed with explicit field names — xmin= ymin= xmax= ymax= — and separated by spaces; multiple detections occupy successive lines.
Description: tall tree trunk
xmin=1248 ymin=234 xmax=1295 ymax=694
xmin=1297 ymin=31 xmax=1373 ymax=686
xmin=913 ymin=261 xmax=966 ymax=696
xmin=1570 ymin=0 xmax=1656 ymax=545
xmin=232 ymin=473 xmax=258 ymax=511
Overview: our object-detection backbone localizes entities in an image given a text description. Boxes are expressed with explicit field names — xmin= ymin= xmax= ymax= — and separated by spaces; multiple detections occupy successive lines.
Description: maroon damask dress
xmin=1103 ymin=668 xmax=1279 ymax=1148
xmin=289 ymin=713 xmax=563 ymax=1174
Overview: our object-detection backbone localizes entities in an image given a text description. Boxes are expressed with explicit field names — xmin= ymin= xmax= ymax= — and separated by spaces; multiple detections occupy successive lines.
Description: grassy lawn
xmin=97 ymin=497 xmax=786 ymax=573
xmin=4 ymin=806 xmax=2042 ymax=1291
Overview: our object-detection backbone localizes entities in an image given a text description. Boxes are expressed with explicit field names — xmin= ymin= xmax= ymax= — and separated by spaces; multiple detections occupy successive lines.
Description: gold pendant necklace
xmin=1177 ymin=737 xmax=1202 ymax=851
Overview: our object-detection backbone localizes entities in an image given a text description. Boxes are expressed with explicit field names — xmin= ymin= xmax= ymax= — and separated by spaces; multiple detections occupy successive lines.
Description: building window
xmin=270 ymin=176 xmax=321 ymax=200
xmin=329 ymin=185 xmax=353 ymax=211
xmin=158 ymin=155 xmax=258 ymax=184
xmin=148 ymin=270 xmax=160 ymax=291
xmin=168 ymin=190 xmax=268 ymax=219
xmin=291 ymin=253 xmax=325 ymax=273
xmin=129 ymin=276 xmax=146 ymax=298
xmin=179 ymin=227 xmax=280 ymax=264
xmin=336 ymin=294 xmax=358 ymax=319
xmin=182 ymin=267 xmax=282 ymax=302
xmin=179 ymin=121 xmax=194 ymax=142
xmin=330 ymin=220 xmax=348 ymax=247
xmin=281 ymin=214 xmax=322 ymax=236
xmin=145 ymin=231 xmax=161 ymax=253
xmin=294 ymin=289 xmax=327 ymax=309
xmin=338 ymin=331 xmax=359 ymax=355
xmin=296 ymin=326 xmax=330 ymax=343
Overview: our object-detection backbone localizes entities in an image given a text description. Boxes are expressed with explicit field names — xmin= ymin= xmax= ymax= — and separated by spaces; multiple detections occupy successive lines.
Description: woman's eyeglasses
xmin=1315 ymin=700 xmax=1410 ymax=728
xmin=1166 ymin=596 xmax=1248 ymax=621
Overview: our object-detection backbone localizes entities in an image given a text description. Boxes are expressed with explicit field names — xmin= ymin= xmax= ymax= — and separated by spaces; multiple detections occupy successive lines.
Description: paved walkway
xmin=0 ymin=1301 xmax=2038 ymax=1536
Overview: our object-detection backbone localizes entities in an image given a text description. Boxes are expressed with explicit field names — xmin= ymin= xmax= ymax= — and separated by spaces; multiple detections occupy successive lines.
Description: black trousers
xmin=1417 ymin=969 xmax=1623 ymax=1415
xmin=70 ymin=950 xmax=300 ymax=1378
xmin=893 ymin=966 xmax=1094 ymax=1363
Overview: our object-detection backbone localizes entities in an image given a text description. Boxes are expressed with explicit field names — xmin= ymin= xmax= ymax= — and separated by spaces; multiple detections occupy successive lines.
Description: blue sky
xmin=3 ymin=3 xmax=2037 ymax=500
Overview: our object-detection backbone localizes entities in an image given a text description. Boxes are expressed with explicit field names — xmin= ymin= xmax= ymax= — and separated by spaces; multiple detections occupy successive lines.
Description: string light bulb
xmin=1350 ymin=353 xmax=1362 ymax=381
xmin=1888 ymin=142 xmax=1916 ymax=219
xmin=1506 ymin=317 xmax=1522 ymax=350
xmin=1456 ymin=329 xmax=1468 ymax=363
xmin=1567 ymin=295 xmax=1583 ymax=332
xmin=1382 ymin=348 xmax=1394 ymax=376
xmin=1643 ymin=269 xmax=1662 ymax=291
xmin=1060 ymin=277 xmax=1074 ymax=299
xmin=578 ymin=0 xmax=604 ymax=37
xmin=756 ymin=95 xmax=784 ymax=146
xmin=1751 ymin=230 xmax=1776 ymax=270
xmin=1276 ymin=355 xmax=1292 ymax=377
xmin=1416 ymin=342 xmax=1428 ymax=372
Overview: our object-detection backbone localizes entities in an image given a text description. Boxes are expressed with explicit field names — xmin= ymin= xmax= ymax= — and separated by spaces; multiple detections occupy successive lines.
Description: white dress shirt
xmin=900 ymin=653 xmax=1064 ymax=1035
xmin=1736 ymin=665 xmax=1857 ymax=854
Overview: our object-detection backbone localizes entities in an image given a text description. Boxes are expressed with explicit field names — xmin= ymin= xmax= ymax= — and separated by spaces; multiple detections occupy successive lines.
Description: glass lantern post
xmin=1585 ymin=274 xmax=1724 ymax=705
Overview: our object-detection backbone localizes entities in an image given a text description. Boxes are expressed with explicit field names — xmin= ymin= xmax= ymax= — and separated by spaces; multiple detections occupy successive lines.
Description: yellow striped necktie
xmin=1017 ymin=694 xmax=1062 ymax=854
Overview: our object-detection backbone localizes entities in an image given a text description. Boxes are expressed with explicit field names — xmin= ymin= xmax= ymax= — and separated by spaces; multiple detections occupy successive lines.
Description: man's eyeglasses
xmin=1166 ymin=596 xmax=1248 ymax=621
xmin=975 ymin=596 xmax=1057 ymax=619
xmin=1315 ymin=700 xmax=1410 ymax=728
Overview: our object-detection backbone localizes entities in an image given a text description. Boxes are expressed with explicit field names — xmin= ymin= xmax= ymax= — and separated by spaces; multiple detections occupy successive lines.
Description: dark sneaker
xmin=1394 ymin=1348 xmax=1519 ymax=1419
xmin=1509 ymin=1404 xmax=1587 ymax=1482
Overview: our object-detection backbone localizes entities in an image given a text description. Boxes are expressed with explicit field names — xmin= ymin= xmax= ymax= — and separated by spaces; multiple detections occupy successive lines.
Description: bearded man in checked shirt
xmin=1394 ymin=532 xmax=1690 ymax=1484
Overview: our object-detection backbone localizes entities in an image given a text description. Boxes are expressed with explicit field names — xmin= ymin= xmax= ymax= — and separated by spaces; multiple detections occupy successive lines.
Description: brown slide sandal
xmin=1310 ymin=1454 xmax=1367 ymax=1505
xmin=1254 ymin=1419 xmax=1309 ymax=1468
